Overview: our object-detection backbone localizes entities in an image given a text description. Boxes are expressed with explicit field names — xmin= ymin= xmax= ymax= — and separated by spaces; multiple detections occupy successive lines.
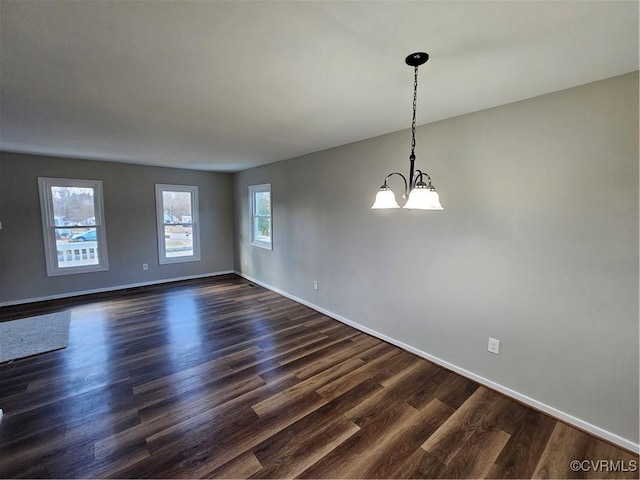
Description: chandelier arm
xmin=413 ymin=168 xmax=423 ymax=182
xmin=383 ymin=172 xmax=409 ymax=197
xmin=413 ymin=169 xmax=433 ymax=186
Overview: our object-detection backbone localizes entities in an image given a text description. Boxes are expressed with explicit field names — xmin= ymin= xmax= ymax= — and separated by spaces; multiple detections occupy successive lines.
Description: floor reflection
xmin=59 ymin=303 xmax=122 ymax=441
xmin=163 ymin=290 xmax=203 ymax=351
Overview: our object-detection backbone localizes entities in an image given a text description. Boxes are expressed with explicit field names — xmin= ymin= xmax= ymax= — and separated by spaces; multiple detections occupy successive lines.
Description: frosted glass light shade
xmin=403 ymin=186 xmax=443 ymax=210
xmin=371 ymin=189 xmax=400 ymax=209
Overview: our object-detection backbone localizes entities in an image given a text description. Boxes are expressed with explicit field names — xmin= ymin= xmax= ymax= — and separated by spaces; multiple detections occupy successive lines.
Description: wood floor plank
xmin=137 ymin=371 xmax=267 ymax=424
xmin=582 ymin=436 xmax=640 ymax=480
xmin=130 ymin=392 xmax=326 ymax=478
xmin=93 ymin=372 xmax=298 ymax=475
xmin=298 ymin=400 xmax=421 ymax=478
xmin=249 ymin=415 xmax=360 ymax=478
xmin=345 ymin=361 xmax=440 ymax=427
xmin=533 ymin=422 xmax=639 ymax=480
xmin=390 ymin=448 xmax=447 ymax=479
xmin=487 ymin=408 xmax=557 ymax=478
xmin=251 ymin=356 xmax=365 ymax=418
xmin=439 ymin=427 xmax=510 ymax=478
xmin=357 ymin=399 xmax=455 ymax=479
xmin=421 ymin=387 xmax=505 ymax=463
xmin=315 ymin=348 xmax=401 ymax=402
xmin=206 ymin=451 xmax=263 ymax=479
xmin=532 ymin=422 xmax=591 ymax=479
xmin=250 ymin=379 xmax=382 ymax=474
xmin=293 ymin=334 xmax=380 ymax=380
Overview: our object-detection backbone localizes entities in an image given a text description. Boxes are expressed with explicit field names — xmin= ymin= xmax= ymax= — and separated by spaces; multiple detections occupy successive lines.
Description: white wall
xmin=233 ymin=72 xmax=639 ymax=448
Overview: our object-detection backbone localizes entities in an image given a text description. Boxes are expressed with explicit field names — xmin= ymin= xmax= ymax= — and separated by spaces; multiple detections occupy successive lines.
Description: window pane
xmin=51 ymin=186 xmax=96 ymax=226
xmin=254 ymin=216 xmax=271 ymax=242
xmin=255 ymin=191 xmax=270 ymax=216
xmin=249 ymin=184 xmax=272 ymax=250
xmin=162 ymin=191 xmax=192 ymax=224
xmin=156 ymin=184 xmax=200 ymax=264
xmin=164 ymin=225 xmax=193 ymax=257
xmin=39 ymin=177 xmax=109 ymax=276
xmin=56 ymin=228 xmax=100 ymax=268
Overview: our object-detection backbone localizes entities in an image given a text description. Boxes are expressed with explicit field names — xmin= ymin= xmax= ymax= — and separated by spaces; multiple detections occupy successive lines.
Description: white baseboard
xmin=0 ymin=270 xmax=235 ymax=307
xmin=235 ymin=270 xmax=640 ymax=454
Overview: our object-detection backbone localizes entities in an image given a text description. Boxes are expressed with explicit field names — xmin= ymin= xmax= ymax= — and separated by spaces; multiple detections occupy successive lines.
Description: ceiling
xmin=1 ymin=1 xmax=638 ymax=172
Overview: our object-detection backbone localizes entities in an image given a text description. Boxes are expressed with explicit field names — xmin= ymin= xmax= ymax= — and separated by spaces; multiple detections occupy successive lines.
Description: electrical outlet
xmin=142 ymin=263 xmax=149 ymax=271
xmin=313 ymin=280 xmax=318 ymax=290
xmin=488 ymin=337 xmax=500 ymax=355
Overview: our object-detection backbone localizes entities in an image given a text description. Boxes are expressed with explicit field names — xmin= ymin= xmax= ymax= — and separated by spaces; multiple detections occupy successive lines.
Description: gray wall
xmin=233 ymin=72 xmax=639 ymax=445
xmin=0 ymin=152 xmax=234 ymax=303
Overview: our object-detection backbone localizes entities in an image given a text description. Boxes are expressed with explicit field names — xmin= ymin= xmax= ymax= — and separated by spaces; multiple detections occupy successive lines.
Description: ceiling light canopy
xmin=371 ymin=52 xmax=443 ymax=211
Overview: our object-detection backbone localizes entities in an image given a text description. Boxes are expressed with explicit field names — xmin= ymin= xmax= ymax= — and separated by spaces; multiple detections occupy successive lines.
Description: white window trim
xmin=155 ymin=184 xmax=201 ymax=265
xmin=249 ymin=183 xmax=272 ymax=250
xmin=38 ymin=177 xmax=109 ymax=276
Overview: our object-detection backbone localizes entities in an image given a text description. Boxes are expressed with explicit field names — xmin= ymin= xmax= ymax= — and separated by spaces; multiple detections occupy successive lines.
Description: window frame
xmin=38 ymin=177 xmax=109 ymax=277
xmin=249 ymin=183 xmax=272 ymax=250
xmin=155 ymin=184 xmax=201 ymax=265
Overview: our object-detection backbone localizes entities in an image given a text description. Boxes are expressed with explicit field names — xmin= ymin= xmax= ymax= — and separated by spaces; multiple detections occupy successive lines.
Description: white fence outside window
xmin=57 ymin=242 xmax=99 ymax=267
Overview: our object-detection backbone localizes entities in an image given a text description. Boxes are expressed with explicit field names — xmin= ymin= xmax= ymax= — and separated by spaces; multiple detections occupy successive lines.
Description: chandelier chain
xmin=410 ymin=65 xmax=418 ymax=158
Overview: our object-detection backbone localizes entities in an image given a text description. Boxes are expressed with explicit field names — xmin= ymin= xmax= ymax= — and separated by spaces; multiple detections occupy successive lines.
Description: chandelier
xmin=371 ymin=52 xmax=443 ymax=210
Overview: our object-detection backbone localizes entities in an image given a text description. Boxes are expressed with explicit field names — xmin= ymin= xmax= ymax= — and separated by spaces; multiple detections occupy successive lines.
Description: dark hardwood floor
xmin=0 ymin=274 xmax=637 ymax=479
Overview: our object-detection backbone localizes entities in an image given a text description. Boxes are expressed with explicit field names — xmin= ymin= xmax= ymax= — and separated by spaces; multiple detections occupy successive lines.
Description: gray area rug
xmin=0 ymin=311 xmax=71 ymax=362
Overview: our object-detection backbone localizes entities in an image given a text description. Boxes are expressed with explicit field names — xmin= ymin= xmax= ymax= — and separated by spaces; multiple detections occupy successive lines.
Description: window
xmin=249 ymin=183 xmax=272 ymax=250
xmin=38 ymin=177 xmax=109 ymax=276
xmin=155 ymin=184 xmax=200 ymax=264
